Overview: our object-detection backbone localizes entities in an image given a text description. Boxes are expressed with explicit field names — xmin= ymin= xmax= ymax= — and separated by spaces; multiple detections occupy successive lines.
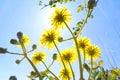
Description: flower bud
xmin=58 ymin=37 xmax=63 ymax=42
xmin=32 ymin=44 xmax=37 ymax=50
xmin=49 ymin=0 xmax=53 ymax=5
xmin=17 ymin=32 xmax=23 ymax=39
xmin=52 ymin=53 xmax=57 ymax=60
xmin=15 ymin=59 xmax=20 ymax=64
xmin=0 ymin=47 xmax=7 ymax=54
xmin=9 ymin=76 xmax=17 ymax=80
xmin=88 ymin=0 xmax=96 ymax=9
xmin=10 ymin=39 xmax=18 ymax=45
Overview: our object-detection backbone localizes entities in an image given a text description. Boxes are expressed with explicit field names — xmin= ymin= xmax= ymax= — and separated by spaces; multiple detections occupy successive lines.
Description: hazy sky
xmin=0 ymin=0 xmax=120 ymax=80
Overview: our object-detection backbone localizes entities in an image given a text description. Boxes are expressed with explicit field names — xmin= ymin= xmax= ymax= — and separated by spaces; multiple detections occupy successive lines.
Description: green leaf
xmin=64 ymin=0 xmax=68 ymax=3
xmin=77 ymin=5 xmax=84 ymax=13
xmin=77 ymin=8 xmax=81 ymax=13
xmin=58 ymin=0 xmax=63 ymax=4
xmin=49 ymin=76 xmax=55 ymax=80
xmin=89 ymin=14 xmax=94 ymax=19
xmin=91 ymin=70 xmax=99 ymax=80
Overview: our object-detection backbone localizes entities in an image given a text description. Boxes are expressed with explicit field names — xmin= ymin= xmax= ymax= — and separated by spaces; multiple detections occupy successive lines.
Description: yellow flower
xmin=58 ymin=48 xmax=77 ymax=65
xmin=39 ymin=29 xmax=60 ymax=49
xmin=22 ymin=34 xmax=30 ymax=46
xmin=50 ymin=7 xmax=72 ymax=30
xmin=110 ymin=68 xmax=120 ymax=79
xmin=77 ymin=36 xmax=91 ymax=52
xmin=18 ymin=34 xmax=30 ymax=47
xmin=32 ymin=51 xmax=46 ymax=65
xmin=59 ymin=67 xmax=72 ymax=80
xmin=85 ymin=45 xmax=101 ymax=60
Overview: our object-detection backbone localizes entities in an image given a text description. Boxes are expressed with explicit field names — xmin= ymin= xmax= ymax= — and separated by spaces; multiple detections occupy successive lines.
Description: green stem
xmin=84 ymin=0 xmax=87 ymax=8
xmin=64 ymin=21 xmax=84 ymax=80
xmin=62 ymin=9 xmax=90 ymax=42
xmin=42 ymin=61 xmax=59 ymax=80
xmin=88 ymin=56 xmax=93 ymax=80
xmin=48 ymin=60 xmax=54 ymax=69
xmin=19 ymin=38 xmax=43 ymax=80
xmin=53 ymin=41 xmax=70 ymax=80
xmin=91 ymin=56 xmax=93 ymax=69
xmin=7 ymin=51 xmax=24 ymax=55
xmin=76 ymin=9 xmax=90 ymax=38
xmin=83 ymin=48 xmax=86 ymax=64
xmin=18 ymin=38 xmax=27 ymax=57
xmin=27 ymin=49 xmax=34 ymax=54
xmin=68 ymin=61 xmax=75 ymax=80
xmin=26 ymin=56 xmax=43 ymax=80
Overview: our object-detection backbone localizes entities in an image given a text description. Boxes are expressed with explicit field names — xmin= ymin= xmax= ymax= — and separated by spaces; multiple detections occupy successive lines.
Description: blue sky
xmin=0 ymin=0 xmax=120 ymax=80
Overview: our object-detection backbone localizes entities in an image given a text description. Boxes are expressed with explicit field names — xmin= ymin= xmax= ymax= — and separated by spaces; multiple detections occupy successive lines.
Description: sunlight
xmin=38 ymin=8 xmax=53 ymax=29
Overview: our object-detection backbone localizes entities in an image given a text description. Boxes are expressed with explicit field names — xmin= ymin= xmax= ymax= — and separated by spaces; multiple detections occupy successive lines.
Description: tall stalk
xmin=26 ymin=56 xmax=43 ymax=80
xmin=68 ymin=61 xmax=75 ymax=80
xmin=53 ymin=41 xmax=70 ymax=80
xmin=19 ymin=38 xmax=43 ymax=80
xmin=76 ymin=9 xmax=90 ymax=38
xmin=88 ymin=56 xmax=93 ymax=80
xmin=64 ymin=21 xmax=84 ymax=80
xmin=42 ymin=61 xmax=59 ymax=80
xmin=83 ymin=48 xmax=86 ymax=64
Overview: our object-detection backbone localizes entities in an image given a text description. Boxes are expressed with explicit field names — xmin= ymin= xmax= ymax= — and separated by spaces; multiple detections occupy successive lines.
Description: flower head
xmin=50 ymin=7 xmax=72 ymax=30
xmin=32 ymin=51 xmax=46 ymax=65
xmin=77 ymin=36 xmax=91 ymax=52
xmin=58 ymin=48 xmax=77 ymax=65
xmin=18 ymin=34 xmax=30 ymax=47
xmin=39 ymin=29 xmax=60 ymax=49
xmin=59 ymin=67 xmax=72 ymax=80
xmin=86 ymin=45 xmax=101 ymax=60
xmin=110 ymin=68 xmax=120 ymax=79
xmin=22 ymin=34 xmax=30 ymax=46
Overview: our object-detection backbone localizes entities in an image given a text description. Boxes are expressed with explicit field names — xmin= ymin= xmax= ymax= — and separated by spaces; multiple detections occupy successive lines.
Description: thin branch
xmin=7 ymin=51 xmax=24 ymax=55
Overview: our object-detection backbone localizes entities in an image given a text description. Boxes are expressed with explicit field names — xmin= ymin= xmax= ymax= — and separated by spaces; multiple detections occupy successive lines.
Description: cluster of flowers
xmin=20 ymin=7 xmax=101 ymax=80
xmin=0 ymin=0 xmax=120 ymax=79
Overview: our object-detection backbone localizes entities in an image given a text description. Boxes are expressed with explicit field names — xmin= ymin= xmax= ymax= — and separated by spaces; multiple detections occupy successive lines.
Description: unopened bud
xmin=17 ymin=32 xmax=23 ymax=39
xmin=58 ymin=37 xmax=63 ymax=42
xmin=10 ymin=39 xmax=18 ymax=45
xmin=52 ymin=53 xmax=57 ymax=60
xmin=0 ymin=48 xmax=7 ymax=54
xmin=49 ymin=0 xmax=53 ymax=5
xmin=32 ymin=44 xmax=37 ymax=50
xmin=15 ymin=60 xmax=20 ymax=64
xmin=88 ymin=0 xmax=96 ymax=9
xmin=9 ymin=76 xmax=17 ymax=80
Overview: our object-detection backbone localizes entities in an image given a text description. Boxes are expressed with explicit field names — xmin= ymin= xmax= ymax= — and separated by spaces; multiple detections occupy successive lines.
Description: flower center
xmin=46 ymin=35 xmax=54 ymax=42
